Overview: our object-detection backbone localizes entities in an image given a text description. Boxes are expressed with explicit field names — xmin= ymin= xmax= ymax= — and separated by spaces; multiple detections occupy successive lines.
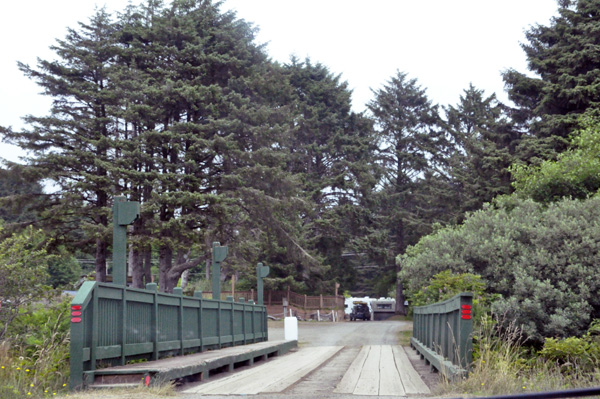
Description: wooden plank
xmin=392 ymin=345 xmax=431 ymax=395
xmin=185 ymin=346 xmax=341 ymax=395
xmin=353 ymin=345 xmax=380 ymax=396
xmin=227 ymin=347 xmax=320 ymax=394
xmin=379 ymin=345 xmax=406 ymax=396
xmin=261 ymin=346 xmax=342 ymax=393
xmin=333 ymin=345 xmax=369 ymax=393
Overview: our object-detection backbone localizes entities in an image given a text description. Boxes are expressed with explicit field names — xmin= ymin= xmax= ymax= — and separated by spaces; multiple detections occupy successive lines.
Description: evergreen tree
xmin=367 ymin=71 xmax=446 ymax=309
xmin=1 ymin=9 xmax=120 ymax=282
xmin=0 ymin=165 xmax=44 ymax=227
xmin=445 ymin=84 xmax=518 ymax=217
xmin=503 ymin=0 xmax=600 ymax=160
xmin=283 ymin=58 xmax=377 ymax=293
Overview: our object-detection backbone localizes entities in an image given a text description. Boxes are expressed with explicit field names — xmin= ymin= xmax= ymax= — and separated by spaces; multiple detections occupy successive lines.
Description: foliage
xmin=445 ymin=84 xmax=519 ymax=219
xmin=0 ymin=226 xmax=52 ymax=340
xmin=539 ymin=319 xmax=600 ymax=373
xmin=400 ymin=195 xmax=600 ymax=343
xmin=408 ymin=270 xmax=488 ymax=308
xmin=438 ymin=314 xmax=600 ymax=397
xmin=47 ymin=247 xmax=81 ymax=289
xmin=0 ymin=165 xmax=44 ymax=227
xmin=0 ymin=296 xmax=70 ymax=398
xmin=503 ymin=0 xmax=600 ymax=158
xmin=511 ymin=117 xmax=600 ymax=202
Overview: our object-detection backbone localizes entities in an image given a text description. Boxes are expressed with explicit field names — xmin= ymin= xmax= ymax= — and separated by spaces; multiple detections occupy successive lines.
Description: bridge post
xmin=211 ymin=242 xmax=228 ymax=300
xmin=256 ymin=262 xmax=270 ymax=305
xmin=112 ymin=196 xmax=140 ymax=286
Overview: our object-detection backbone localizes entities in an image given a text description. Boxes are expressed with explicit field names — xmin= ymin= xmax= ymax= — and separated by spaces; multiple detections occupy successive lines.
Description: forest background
xmin=1 ymin=0 xmax=600 ymax=338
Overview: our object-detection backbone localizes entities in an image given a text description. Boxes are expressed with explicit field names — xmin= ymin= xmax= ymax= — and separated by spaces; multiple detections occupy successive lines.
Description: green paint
xmin=411 ymin=292 xmax=473 ymax=380
xmin=256 ymin=263 xmax=269 ymax=305
xmin=111 ymin=196 xmax=140 ymax=286
xmin=211 ymin=242 xmax=228 ymax=300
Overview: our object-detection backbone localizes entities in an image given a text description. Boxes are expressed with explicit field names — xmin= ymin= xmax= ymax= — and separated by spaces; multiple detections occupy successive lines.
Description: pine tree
xmin=503 ymin=0 xmax=600 ymax=160
xmin=445 ymin=84 xmax=518 ymax=217
xmin=367 ymin=71 xmax=447 ymax=309
xmin=2 ymin=9 xmax=120 ymax=282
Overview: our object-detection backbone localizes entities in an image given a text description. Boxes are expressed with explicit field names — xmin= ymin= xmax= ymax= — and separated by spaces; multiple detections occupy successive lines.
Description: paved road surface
xmin=181 ymin=320 xmax=437 ymax=398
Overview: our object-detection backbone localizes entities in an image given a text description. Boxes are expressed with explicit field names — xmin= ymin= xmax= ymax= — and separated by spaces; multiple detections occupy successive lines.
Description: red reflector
xmin=462 ymin=315 xmax=471 ymax=320
xmin=462 ymin=309 xmax=471 ymax=314
xmin=72 ymin=311 xmax=82 ymax=317
xmin=72 ymin=305 xmax=82 ymax=310
xmin=461 ymin=305 xmax=471 ymax=310
xmin=71 ymin=317 xmax=82 ymax=323
xmin=145 ymin=375 xmax=151 ymax=387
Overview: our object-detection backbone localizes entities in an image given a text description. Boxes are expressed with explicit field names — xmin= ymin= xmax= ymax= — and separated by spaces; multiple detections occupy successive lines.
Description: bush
xmin=408 ymin=270 xmax=496 ymax=321
xmin=0 ymin=226 xmax=52 ymax=340
xmin=539 ymin=320 xmax=600 ymax=373
xmin=399 ymin=195 xmax=600 ymax=343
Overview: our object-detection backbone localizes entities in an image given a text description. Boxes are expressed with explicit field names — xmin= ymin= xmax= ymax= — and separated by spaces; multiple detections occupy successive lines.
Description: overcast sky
xmin=0 ymin=0 xmax=558 ymax=163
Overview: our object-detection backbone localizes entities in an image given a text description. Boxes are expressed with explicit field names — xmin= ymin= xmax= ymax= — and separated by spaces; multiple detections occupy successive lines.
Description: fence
xmin=70 ymin=281 xmax=268 ymax=389
xmin=410 ymin=292 xmax=473 ymax=380
xmin=203 ymin=289 xmax=345 ymax=319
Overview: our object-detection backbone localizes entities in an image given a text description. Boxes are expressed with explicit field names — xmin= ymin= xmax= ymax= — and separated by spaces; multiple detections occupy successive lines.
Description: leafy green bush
xmin=539 ymin=320 xmax=600 ymax=373
xmin=511 ymin=117 xmax=600 ymax=203
xmin=409 ymin=270 xmax=486 ymax=307
xmin=0 ymin=226 xmax=52 ymax=340
xmin=399 ymin=195 xmax=600 ymax=343
xmin=408 ymin=270 xmax=496 ymax=321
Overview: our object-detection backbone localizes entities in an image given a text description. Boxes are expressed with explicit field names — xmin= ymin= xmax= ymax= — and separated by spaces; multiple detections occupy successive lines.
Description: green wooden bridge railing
xmin=69 ymin=281 xmax=268 ymax=389
xmin=410 ymin=292 xmax=473 ymax=380
xmin=70 ymin=196 xmax=271 ymax=389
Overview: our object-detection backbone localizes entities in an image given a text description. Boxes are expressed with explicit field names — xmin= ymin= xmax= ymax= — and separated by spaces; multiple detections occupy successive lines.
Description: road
xmin=181 ymin=320 xmax=438 ymax=399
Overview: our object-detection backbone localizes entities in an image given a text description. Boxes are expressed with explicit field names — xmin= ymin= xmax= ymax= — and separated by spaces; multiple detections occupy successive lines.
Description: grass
xmin=435 ymin=315 xmax=600 ymax=397
xmin=53 ymin=382 xmax=177 ymax=399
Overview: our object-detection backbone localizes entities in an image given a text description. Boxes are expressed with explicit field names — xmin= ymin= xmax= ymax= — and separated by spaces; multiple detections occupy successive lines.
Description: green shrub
xmin=539 ymin=320 xmax=600 ymax=373
xmin=400 ymin=195 xmax=600 ymax=343
xmin=0 ymin=226 xmax=53 ymax=340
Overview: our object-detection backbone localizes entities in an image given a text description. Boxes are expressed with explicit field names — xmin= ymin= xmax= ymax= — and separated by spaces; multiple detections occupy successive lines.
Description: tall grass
xmin=436 ymin=314 xmax=600 ymax=397
xmin=0 ymin=298 xmax=70 ymax=398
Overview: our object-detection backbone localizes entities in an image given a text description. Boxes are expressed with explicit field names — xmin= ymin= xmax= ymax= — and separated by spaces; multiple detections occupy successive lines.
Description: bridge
xmin=68 ymin=197 xmax=470 ymax=395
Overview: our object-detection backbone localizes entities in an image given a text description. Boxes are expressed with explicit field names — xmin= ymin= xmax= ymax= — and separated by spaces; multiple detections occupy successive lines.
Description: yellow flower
xmin=62 ymin=383 xmax=67 ymax=387
xmin=30 ymin=383 xmax=34 ymax=387
xmin=16 ymin=367 xmax=20 ymax=370
xmin=27 ymin=393 xmax=31 ymax=395
xmin=26 ymin=369 xmax=30 ymax=372
xmin=481 ymin=383 xmax=485 ymax=386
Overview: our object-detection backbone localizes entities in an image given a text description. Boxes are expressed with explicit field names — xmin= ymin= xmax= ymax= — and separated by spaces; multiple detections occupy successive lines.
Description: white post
xmin=317 ymin=309 xmax=321 ymax=322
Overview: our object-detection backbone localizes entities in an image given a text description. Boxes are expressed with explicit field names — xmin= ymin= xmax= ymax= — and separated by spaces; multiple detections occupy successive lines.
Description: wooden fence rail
xmin=410 ymin=292 xmax=473 ymax=380
xmin=203 ymin=289 xmax=345 ymax=310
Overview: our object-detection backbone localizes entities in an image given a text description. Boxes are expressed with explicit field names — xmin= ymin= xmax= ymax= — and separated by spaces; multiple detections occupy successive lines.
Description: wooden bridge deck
xmin=183 ymin=345 xmax=430 ymax=396
xmin=87 ymin=340 xmax=297 ymax=388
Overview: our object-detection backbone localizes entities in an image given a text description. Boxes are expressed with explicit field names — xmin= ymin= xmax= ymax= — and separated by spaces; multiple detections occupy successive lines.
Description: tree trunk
xmin=95 ymin=238 xmax=107 ymax=282
xmin=143 ymin=247 xmax=152 ymax=284
xmin=131 ymin=247 xmax=145 ymax=288
xmin=159 ymin=244 xmax=173 ymax=293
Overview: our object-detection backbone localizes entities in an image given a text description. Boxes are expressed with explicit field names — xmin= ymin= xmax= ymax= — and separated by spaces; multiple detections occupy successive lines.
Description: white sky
xmin=0 ymin=0 xmax=558 ymax=164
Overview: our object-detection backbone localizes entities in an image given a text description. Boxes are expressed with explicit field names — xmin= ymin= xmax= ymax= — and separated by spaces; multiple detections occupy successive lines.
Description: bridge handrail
xmin=410 ymin=292 xmax=473 ymax=380
xmin=69 ymin=281 xmax=268 ymax=389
